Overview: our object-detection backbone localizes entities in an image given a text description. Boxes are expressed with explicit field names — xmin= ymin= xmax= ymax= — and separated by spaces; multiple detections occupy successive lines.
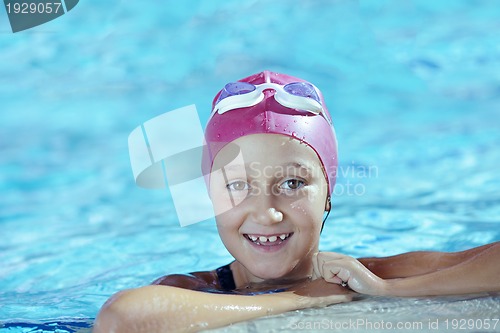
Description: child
xmin=93 ymin=71 xmax=500 ymax=333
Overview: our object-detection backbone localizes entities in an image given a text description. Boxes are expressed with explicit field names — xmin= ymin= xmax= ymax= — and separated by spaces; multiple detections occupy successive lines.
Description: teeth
xmin=247 ymin=233 xmax=291 ymax=244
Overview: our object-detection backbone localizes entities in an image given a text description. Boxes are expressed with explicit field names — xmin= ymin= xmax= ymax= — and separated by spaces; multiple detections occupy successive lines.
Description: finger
xmin=312 ymin=252 xmax=321 ymax=280
xmin=322 ymin=264 xmax=344 ymax=284
xmin=327 ymin=275 xmax=344 ymax=285
xmin=323 ymin=257 xmax=384 ymax=294
xmin=322 ymin=258 xmax=354 ymax=286
xmin=335 ymin=267 xmax=351 ymax=283
xmin=321 ymin=251 xmax=350 ymax=260
xmin=318 ymin=252 xmax=329 ymax=279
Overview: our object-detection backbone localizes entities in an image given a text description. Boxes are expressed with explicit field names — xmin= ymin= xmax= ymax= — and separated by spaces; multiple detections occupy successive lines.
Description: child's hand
xmin=312 ymin=252 xmax=387 ymax=295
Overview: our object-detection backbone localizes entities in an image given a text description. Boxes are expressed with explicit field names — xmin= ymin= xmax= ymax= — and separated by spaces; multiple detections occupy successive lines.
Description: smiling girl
xmin=93 ymin=71 xmax=500 ymax=333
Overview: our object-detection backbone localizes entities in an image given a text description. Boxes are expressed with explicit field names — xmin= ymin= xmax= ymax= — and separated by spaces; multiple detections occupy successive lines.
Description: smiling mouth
xmin=244 ymin=233 xmax=293 ymax=246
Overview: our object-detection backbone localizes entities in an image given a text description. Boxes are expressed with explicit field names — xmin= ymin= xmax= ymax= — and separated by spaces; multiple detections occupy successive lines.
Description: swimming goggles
xmin=211 ymin=82 xmax=325 ymax=116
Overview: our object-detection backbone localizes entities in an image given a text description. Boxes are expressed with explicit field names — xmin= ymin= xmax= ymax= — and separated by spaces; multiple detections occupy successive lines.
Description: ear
xmin=325 ymin=196 xmax=331 ymax=211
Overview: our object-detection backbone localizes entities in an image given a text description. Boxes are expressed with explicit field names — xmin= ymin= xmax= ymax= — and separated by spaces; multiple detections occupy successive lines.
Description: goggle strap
xmin=274 ymin=91 xmax=323 ymax=115
xmin=215 ymin=92 xmax=265 ymax=115
xmin=211 ymin=82 xmax=327 ymax=120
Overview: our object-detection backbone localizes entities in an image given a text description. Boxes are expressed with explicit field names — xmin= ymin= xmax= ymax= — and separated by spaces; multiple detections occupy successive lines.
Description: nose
xmin=252 ymin=208 xmax=283 ymax=226
xmin=250 ymin=191 xmax=283 ymax=226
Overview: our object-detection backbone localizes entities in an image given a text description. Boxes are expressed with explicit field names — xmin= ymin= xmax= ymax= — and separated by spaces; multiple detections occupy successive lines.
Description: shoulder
xmin=152 ymin=270 xmax=220 ymax=291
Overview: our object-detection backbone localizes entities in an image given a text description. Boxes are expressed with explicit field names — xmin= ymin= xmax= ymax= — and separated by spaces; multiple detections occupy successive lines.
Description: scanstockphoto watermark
xmin=290 ymin=318 xmax=425 ymax=331
xmin=289 ymin=317 xmax=499 ymax=331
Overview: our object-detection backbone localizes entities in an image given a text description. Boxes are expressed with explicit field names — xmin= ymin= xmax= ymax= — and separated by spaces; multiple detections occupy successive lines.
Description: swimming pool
xmin=1 ymin=0 xmax=499 ymax=332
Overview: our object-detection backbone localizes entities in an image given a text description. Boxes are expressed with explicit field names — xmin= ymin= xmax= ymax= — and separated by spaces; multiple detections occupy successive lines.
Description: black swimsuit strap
xmin=215 ymin=263 xmax=236 ymax=291
xmin=214 ymin=263 xmax=287 ymax=295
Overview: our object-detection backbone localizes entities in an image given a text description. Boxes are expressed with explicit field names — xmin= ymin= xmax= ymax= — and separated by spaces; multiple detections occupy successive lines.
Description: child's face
xmin=210 ymin=133 xmax=329 ymax=282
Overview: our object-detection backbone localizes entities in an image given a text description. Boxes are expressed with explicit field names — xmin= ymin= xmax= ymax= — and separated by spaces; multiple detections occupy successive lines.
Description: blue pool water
xmin=1 ymin=0 xmax=500 ymax=332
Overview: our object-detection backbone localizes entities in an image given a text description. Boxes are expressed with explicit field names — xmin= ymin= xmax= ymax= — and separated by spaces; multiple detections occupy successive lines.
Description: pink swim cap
xmin=202 ymin=71 xmax=338 ymax=194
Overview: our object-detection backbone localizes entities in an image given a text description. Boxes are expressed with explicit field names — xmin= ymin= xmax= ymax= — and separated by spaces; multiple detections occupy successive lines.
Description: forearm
xmin=359 ymin=242 xmax=499 ymax=279
xmin=93 ymin=285 xmax=310 ymax=333
xmin=381 ymin=242 xmax=500 ymax=296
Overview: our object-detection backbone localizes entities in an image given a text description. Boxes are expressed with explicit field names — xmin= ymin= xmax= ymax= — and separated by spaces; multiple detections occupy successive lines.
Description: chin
xmin=248 ymin=261 xmax=295 ymax=281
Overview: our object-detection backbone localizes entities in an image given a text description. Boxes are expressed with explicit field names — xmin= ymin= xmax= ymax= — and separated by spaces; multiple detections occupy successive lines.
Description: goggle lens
xmin=283 ymin=82 xmax=321 ymax=104
xmin=212 ymin=81 xmax=326 ymax=119
xmin=217 ymin=82 xmax=256 ymax=103
xmin=216 ymin=81 xmax=320 ymax=105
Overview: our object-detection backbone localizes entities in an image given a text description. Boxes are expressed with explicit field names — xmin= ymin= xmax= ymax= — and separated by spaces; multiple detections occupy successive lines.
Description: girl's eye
xmin=280 ymin=179 xmax=305 ymax=190
xmin=227 ymin=181 xmax=249 ymax=191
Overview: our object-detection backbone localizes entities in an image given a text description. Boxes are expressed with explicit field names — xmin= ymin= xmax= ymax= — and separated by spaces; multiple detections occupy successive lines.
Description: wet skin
xmin=155 ymin=133 xmax=334 ymax=294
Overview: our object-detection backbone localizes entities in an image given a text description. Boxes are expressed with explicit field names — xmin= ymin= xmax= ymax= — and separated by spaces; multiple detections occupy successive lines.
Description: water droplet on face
xmin=275 ymin=124 xmax=280 ymax=127
xmin=217 ymin=134 xmax=221 ymax=138
xmin=293 ymin=120 xmax=297 ymax=123
xmin=240 ymin=131 xmax=244 ymax=135
xmin=291 ymin=131 xmax=297 ymax=137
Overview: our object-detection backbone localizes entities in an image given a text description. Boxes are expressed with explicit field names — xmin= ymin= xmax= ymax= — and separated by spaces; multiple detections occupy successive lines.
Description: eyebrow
xmin=218 ymin=164 xmax=246 ymax=172
xmin=282 ymin=161 xmax=314 ymax=171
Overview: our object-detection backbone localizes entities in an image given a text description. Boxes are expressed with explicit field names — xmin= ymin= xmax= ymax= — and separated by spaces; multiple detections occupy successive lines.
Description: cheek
xmin=215 ymin=213 xmax=247 ymax=261
xmin=283 ymin=197 xmax=325 ymax=245
xmin=287 ymin=200 xmax=323 ymax=234
xmin=210 ymin=188 xmax=235 ymax=217
xmin=214 ymin=201 xmax=246 ymax=242
xmin=215 ymin=216 xmax=236 ymax=248
xmin=210 ymin=185 xmax=248 ymax=227
xmin=287 ymin=186 xmax=325 ymax=221
xmin=214 ymin=207 xmax=238 ymax=230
